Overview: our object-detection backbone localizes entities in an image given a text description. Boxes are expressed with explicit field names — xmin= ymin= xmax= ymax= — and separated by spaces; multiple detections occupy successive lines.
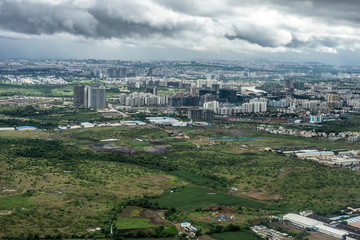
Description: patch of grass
xmin=162 ymin=226 xmax=178 ymax=235
xmin=114 ymin=217 xmax=158 ymax=229
xmin=0 ymin=192 xmax=34 ymax=210
xmin=212 ymin=230 xmax=259 ymax=240
xmin=153 ymin=186 xmax=265 ymax=210
xmin=171 ymin=170 xmax=225 ymax=190
xmin=167 ymin=140 xmax=194 ymax=146
xmin=129 ymin=141 xmax=151 ymax=150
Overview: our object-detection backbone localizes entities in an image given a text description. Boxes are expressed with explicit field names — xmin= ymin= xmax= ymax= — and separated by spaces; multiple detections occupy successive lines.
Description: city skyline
xmin=1 ymin=0 xmax=360 ymax=65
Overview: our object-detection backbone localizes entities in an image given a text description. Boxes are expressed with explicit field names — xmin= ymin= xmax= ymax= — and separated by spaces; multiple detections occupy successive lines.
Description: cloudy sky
xmin=0 ymin=0 xmax=360 ymax=64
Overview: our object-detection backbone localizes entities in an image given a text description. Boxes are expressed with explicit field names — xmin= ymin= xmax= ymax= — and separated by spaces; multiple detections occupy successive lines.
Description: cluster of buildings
xmin=0 ymin=126 xmax=38 ymax=131
xmin=5 ymin=75 xmax=67 ymax=85
xmin=269 ymin=147 xmax=360 ymax=167
xmin=74 ymin=85 xmax=106 ymax=109
xmin=119 ymin=92 xmax=168 ymax=106
xmin=258 ymin=125 xmax=360 ymax=142
xmin=180 ymin=222 xmax=197 ymax=238
xmin=251 ymin=225 xmax=291 ymax=240
xmin=204 ymin=98 xmax=267 ymax=115
xmin=283 ymin=211 xmax=360 ymax=240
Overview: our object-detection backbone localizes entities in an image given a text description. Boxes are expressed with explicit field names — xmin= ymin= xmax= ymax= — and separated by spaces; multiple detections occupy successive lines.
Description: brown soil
xmin=90 ymin=143 xmax=139 ymax=154
xmin=144 ymin=145 xmax=171 ymax=154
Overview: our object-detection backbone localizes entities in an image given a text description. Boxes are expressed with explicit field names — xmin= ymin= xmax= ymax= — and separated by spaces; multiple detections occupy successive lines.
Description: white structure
xmin=283 ymin=213 xmax=320 ymax=229
xmin=310 ymin=115 xmax=323 ymax=123
xmin=283 ymin=213 xmax=349 ymax=239
xmin=203 ymin=101 xmax=219 ymax=113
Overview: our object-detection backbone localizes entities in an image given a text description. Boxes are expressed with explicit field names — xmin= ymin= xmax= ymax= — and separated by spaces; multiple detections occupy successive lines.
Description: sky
xmin=0 ymin=0 xmax=360 ymax=65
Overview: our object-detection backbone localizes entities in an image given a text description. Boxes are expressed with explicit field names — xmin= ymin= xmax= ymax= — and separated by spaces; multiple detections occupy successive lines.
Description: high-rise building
xmin=219 ymin=89 xmax=237 ymax=103
xmin=310 ymin=115 xmax=323 ymax=123
xmin=86 ymin=86 xmax=106 ymax=109
xmin=74 ymin=85 xmax=85 ymax=106
xmin=211 ymin=84 xmax=220 ymax=92
xmin=74 ymin=85 xmax=106 ymax=109
xmin=203 ymin=101 xmax=219 ymax=113
xmin=327 ymin=94 xmax=340 ymax=102
xmin=199 ymin=89 xmax=216 ymax=97
xmin=190 ymin=86 xmax=197 ymax=96
xmin=285 ymin=79 xmax=296 ymax=89
xmin=188 ymin=109 xmax=214 ymax=122
xmin=183 ymin=96 xmax=200 ymax=106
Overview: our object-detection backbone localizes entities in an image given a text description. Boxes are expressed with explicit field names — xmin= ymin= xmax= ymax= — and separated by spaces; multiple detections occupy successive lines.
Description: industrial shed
xmin=283 ymin=213 xmax=349 ymax=239
xmin=283 ymin=213 xmax=321 ymax=228
xmin=316 ymin=224 xmax=348 ymax=239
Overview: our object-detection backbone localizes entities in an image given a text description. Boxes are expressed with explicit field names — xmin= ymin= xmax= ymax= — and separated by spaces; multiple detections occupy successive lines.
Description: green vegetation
xmin=0 ymin=191 xmax=34 ymax=210
xmin=320 ymin=116 xmax=360 ymax=133
xmin=153 ymin=186 xmax=265 ymax=210
xmin=212 ymin=230 xmax=259 ymax=240
xmin=1 ymin=119 xmax=360 ymax=238
xmin=0 ymin=105 xmax=105 ymax=128
xmin=162 ymin=226 xmax=178 ymax=235
xmin=114 ymin=217 xmax=158 ymax=229
xmin=0 ymin=83 xmax=74 ymax=97
xmin=170 ymin=170 xmax=225 ymax=190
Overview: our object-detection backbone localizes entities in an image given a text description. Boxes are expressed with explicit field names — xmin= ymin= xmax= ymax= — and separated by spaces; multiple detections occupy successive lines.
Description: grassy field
xmin=212 ymin=230 xmax=259 ymax=240
xmin=153 ymin=186 xmax=265 ymax=210
xmin=0 ymin=84 xmax=74 ymax=97
xmin=0 ymin=192 xmax=34 ymax=210
xmin=1 ymin=123 xmax=360 ymax=237
xmin=185 ymin=124 xmax=360 ymax=150
xmin=0 ymin=106 xmax=106 ymax=128
xmin=170 ymin=170 xmax=226 ymax=190
xmin=114 ymin=217 xmax=158 ymax=229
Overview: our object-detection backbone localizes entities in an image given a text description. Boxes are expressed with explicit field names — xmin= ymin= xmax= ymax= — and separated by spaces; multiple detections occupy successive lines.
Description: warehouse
xmin=283 ymin=213 xmax=349 ymax=239
xmin=296 ymin=151 xmax=334 ymax=158
xmin=316 ymin=224 xmax=348 ymax=239
xmin=283 ymin=213 xmax=321 ymax=228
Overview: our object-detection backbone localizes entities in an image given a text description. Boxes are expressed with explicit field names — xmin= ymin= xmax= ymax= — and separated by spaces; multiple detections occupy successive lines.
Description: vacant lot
xmin=153 ymin=186 xmax=265 ymax=210
xmin=212 ymin=230 xmax=259 ymax=240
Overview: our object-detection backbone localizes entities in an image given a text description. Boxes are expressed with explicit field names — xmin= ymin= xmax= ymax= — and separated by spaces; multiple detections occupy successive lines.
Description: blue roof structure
xmin=298 ymin=151 xmax=334 ymax=155
xmin=16 ymin=126 xmax=37 ymax=130
xmin=329 ymin=215 xmax=350 ymax=221
xmin=133 ymin=120 xmax=146 ymax=124
xmin=189 ymin=226 xmax=197 ymax=231
xmin=146 ymin=117 xmax=177 ymax=121
xmin=181 ymin=222 xmax=191 ymax=227
xmin=346 ymin=216 xmax=360 ymax=223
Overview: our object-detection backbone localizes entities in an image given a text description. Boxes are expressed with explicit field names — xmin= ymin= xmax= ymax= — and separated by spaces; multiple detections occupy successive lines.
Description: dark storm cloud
xmin=1 ymin=0 xmax=360 ymax=62
xmin=0 ymin=1 xmax=97 ymax=36
xmin=0 ymin=0 xmax=192 ymax=39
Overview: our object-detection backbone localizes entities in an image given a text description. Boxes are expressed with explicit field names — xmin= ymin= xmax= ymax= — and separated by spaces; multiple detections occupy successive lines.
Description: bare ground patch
xmin=90 ymin=143 xmax=139 ymax=154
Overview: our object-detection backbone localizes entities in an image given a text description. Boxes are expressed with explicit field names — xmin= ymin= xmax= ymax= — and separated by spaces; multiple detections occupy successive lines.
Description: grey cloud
xmin=0 ymin=0 xmax=193 ymax=39
xmin=1 ymin=0 xmax=360 ymax=63
xmin=226 ymin=26 xmax=345 ymax=51
xmin=0 ymin=1 xmax=97 ymax=36
xmin=285 ymin=35 xmax=345 ymax=49
xmin=266 ymin=0 xmax=360 ymax=25
xmin=225 ymin=25 xmax=289 ymax=48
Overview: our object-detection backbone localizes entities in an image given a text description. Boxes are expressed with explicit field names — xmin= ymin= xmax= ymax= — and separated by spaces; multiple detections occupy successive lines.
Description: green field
xmin=153 ymin=186 xmax=265 ymax=210
xmin=170 ymin=170 xmax=225 ymax=190
xmin=212 ymin=230 xmax=259 ymax=240
xmin=114 ymin=217 xmax=158 ymax=229
xmin=0 ymin=192 xmax=34 ymax=210
xmin=1 ymin=122 xmax=360 ymax=237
